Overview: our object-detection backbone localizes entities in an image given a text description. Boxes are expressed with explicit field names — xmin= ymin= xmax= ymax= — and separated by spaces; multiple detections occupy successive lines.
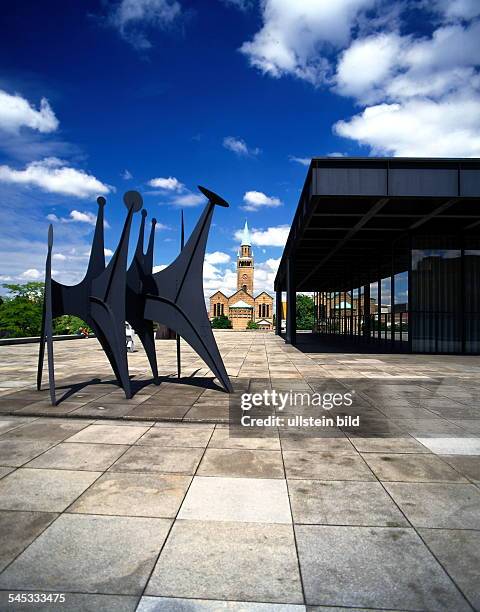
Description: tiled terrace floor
xmin=0 ymin=331 xmax=479 ymax=610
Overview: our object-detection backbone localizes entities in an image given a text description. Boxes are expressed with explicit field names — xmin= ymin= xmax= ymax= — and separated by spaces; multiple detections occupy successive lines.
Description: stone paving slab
xmin=347 ymin=434 xmax=431 ymax=453
xmin=146 ymin=520 xmax=303 ymax=604
xmin=0 ymin=514 xmax=171 ymax=595
xmin=0 ymin=439 xmax=57 ymax=467
xmin=208 ymin=427 xmax=281 ymax=451
xmin=384 ymin=482 xmax=480 ymax=528
xmin=415 ymin=436 xmax=480 ymax=455
xmin=178 ymin=476 xmax=291 ymax=523
xmin=361 ymin=452 xmax=467 ymax=482
xmin=136 ymin=426 xmax=213 ymax=448
xmin=439 ymin=454 xmax=480 ymax=482
xmin=283 ymin=450 xmax=375 ymax=481
xmin=197 ymin=448 xmax=285 ymax=479
xmin=0 ymin=421 xmax=89 ymax=442
xmin=0 ymin=510 xmax=57 ymax=572
xmin=0 ymin=466 xmax=14 ymax=479
xmin=67 ymin=424 xmax=150 ymax=445
xmin=137 ymin=598 xmax=306 ymax=611
xmin=0 ymin=420 xmax=27 ymax=435
xmin=110 ymin=446 xmax=204 ymax=474
xmin=0 ymin=468 xmax=100 ymax=512
xmin=419 ymin=528 xmax=480 ymax=610
xmin=295 ymin=525 xmax=470 ymax=610
xmin=69 ymin=472 xmax=191 ymax=518
xmin=288 ymin=480 xmax=408 ymax=527
xmin=25 ymin=442 xmax=130 ymax=471
xmin=0 ymin=592 xmax=139 ymax=612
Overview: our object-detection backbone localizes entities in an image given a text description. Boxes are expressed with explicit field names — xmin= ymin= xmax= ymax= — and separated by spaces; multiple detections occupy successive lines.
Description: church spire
xmin=241 ymin=219 xmax=251 ymax=246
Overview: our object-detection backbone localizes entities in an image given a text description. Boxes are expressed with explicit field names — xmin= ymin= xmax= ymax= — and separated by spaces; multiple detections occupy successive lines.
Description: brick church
xmin=209 ymin=221 xmax=274 ymax=330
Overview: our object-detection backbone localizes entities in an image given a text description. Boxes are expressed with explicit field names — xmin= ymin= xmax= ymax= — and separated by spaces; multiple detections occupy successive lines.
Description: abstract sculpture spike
xmin=176 ymin=210 xmax=185 ymax=379
xmin=37 ymin=186 xmax=232 ymax=405
xmin=126 ymin=208 xmax=159 ymax=384
xmin=144 ymin=187 xmax=232 ymax=392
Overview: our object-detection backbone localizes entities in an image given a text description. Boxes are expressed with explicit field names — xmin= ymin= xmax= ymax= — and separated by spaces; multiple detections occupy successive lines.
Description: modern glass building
xmin=274 ymin=158 xmax=480 ymax=354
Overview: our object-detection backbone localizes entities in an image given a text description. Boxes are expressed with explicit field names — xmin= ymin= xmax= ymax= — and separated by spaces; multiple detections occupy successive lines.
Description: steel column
xmin=285 ymin=257 xmax=296 ymax=345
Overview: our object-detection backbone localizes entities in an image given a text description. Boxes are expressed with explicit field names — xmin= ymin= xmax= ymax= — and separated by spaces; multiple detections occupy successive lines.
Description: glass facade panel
xmin=311 ymin=236 xmax=479 ymax=355
xmin=411 ymin=237 xmax=462 ymax=352
xmin=465 ymin=236 xmax=480 ymax=353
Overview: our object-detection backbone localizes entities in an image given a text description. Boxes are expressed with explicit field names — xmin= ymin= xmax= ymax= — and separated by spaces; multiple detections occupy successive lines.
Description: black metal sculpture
xmin=37 ymin=187 xmax=233 ymax=405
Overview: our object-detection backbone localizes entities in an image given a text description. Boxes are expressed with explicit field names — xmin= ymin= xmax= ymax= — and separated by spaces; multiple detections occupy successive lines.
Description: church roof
xmin=229 ymin=288 xmax=252 ymax=299
xmin=254 ymin=291 xmax=273 ymax=299
xmin=240 ymin=220 xmax=251 ymax=246
xmin=256 ymin=319 xmax=271 ymax=325
xmin=230 ymin=300 xmax=253 ymax=308
xmin=210 ymin=290 xmax=228 ymax=299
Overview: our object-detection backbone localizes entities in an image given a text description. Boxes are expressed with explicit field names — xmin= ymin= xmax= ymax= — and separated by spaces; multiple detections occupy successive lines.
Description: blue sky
xmin=0 ymin=0 xmax=479 ymax=298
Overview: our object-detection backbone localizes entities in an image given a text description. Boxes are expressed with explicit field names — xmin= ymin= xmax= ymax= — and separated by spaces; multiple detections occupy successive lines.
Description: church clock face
xmin=242 ymin=274 xmax=248 ymax=281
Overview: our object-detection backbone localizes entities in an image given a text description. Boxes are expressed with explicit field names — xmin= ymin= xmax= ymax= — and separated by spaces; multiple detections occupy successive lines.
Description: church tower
xmin=237 ymin=220 xmax=254 ymax=294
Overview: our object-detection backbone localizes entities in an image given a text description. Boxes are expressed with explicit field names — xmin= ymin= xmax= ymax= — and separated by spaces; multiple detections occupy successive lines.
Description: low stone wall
xmin=0 ymin=334 xmax=94 ymax=346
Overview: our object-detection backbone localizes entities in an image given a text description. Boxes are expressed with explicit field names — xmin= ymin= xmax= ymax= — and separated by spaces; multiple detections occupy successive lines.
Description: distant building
xmin=209 ymin=221 xmax=274 ymax=330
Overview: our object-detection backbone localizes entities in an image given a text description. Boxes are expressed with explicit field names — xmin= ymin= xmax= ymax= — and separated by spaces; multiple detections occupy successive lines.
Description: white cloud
xmin=122 ymin=169 xmax=133 ymax=179
xmin=0 ymin=90 xmax=58 ymax=133
xmin=46 ymin=209 xmax=109 ymax=228
xmin=235 ymin=224 xmax=289 ymax=248
xmin=154 ymin=222 xmax=171 ymax=231
xmin=238 ymin=1 xmax=480 ymax=158
xmin=240 ymin=0 xmax=375 ymax=85
xmin=289 ymin=155 xmax=311 ymax=166
xmin=335 ymin=32 xmax=405 ymax=103
xmin=223 ymin=136 xmax=260 ymax=157
xmin=106 ymin=0 xmax=182 ymax=50
xmin=206 ymin=251 xmax=231 ymax=265
xmin=153 ymin=264 xmax=168 ymax=273
xmin=203 ymin=264 xmax=237 ymax=296
xmin=170 ymin=192 xmax=204 ymax=207
xmin=254 ymin=257 xmax=280 ymax=294
xmin=52 ymin=248 xmax=113 ymax=262
xmin=327 ymin=152 xmax=345 ymax=157
xmin=21 ymin=268 xmax=42 ymax=280
xmin=332 ymin=19 xmax=480 ymax=156
xmin=336 ymin=23 xmax=480 ymax=104
xmin=0 ymin=275 xmax=13 ymax=282
xmin=433 ymin=0 xmax=480 ymax=21
xmin=148 ymin=176 xmax=184 ymax=191
xmin=69 ymin=210 xmax=97 ymax=226
xmin=334 ymin=93 xmax=480 ymax=157
xmin=242 ymin=190 xmax=282 ymax=212
xmin=0 ymin=158 xmax=111 ymax=198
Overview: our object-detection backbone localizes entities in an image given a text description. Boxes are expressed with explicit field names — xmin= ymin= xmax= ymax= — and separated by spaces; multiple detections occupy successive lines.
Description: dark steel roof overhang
xmin=274 ymin=158 xmax=480 ymax=292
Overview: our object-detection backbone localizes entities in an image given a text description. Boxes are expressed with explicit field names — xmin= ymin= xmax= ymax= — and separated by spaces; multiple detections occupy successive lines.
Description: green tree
xmin=247 ymin=320 xmax=259 ymax=329
xmin=2 ymin=282 xmax=44 ymax=301
xmin=0 ymin=282 xmax=44 ymax=338
xmin=53 ymin=315 xmax=89 ymax=335
xmin=0 ymin=282 xmax=90 ymax=338
xmin=211 ymin=314 xmax=232 ymax=329
xmin=296 ymin=293 xmax=314 ymax=330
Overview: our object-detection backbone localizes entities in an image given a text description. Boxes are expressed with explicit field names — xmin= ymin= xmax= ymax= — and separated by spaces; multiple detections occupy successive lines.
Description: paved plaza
xmin=0 ymin=331 xmax=479 ymax=610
